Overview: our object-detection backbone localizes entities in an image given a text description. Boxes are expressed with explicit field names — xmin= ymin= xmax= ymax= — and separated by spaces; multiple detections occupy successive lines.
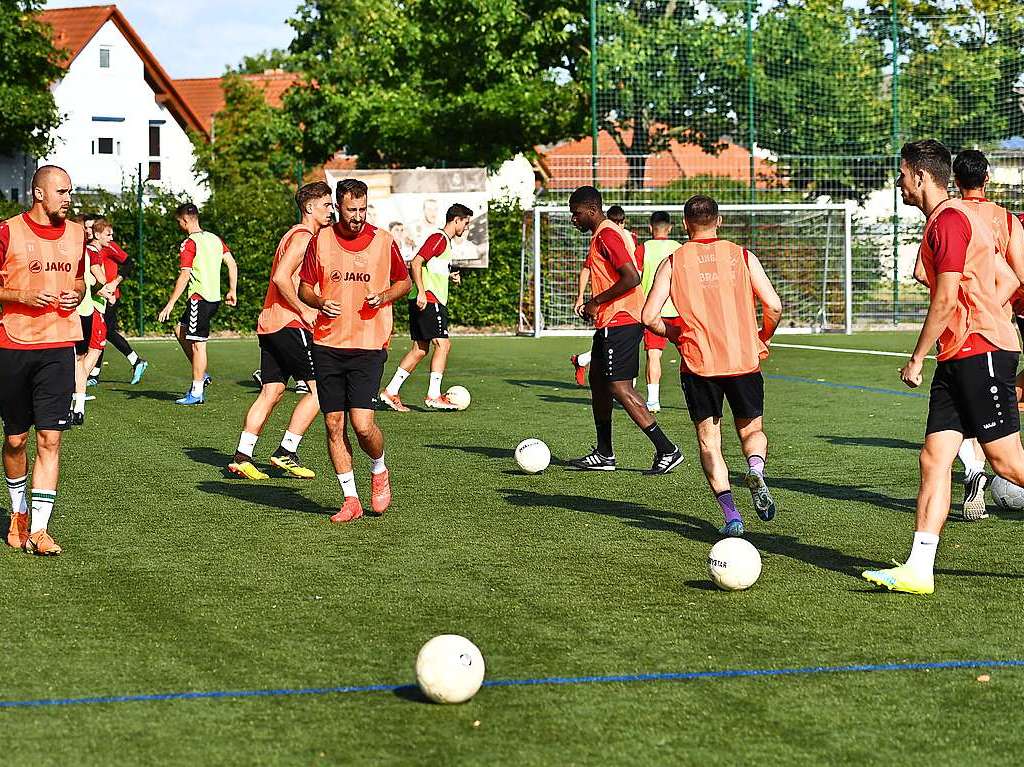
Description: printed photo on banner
xmin=324 ymin=168 xmax=490 ymax=268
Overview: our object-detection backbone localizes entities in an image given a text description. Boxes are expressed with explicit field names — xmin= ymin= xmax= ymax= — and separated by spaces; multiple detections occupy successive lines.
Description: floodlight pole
xmin=891 ymin=0 xmax=900 ymax=325
xmin=136 ymin=163 xmax=144 ymax=337
xmin=746 ymin=0 xmax=755 ymax=204
xmin=590 ymin=0 xmax=599 ymax=187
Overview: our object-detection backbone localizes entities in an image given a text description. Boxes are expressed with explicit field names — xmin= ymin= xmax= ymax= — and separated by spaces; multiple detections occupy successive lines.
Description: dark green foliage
xmin=0 ymin=0 xmax=63 ymax=157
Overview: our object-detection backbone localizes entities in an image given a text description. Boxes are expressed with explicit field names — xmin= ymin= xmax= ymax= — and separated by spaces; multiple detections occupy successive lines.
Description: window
xmin=148 ymin=162 xmax=161 ymax=181
xmin=97 ymin=137 xmax=113 ymax=154
xmin=9 ymin=188 xmax=18 ymax=203
xmin=149 ymin=125 xmax=161 ymax=157
xmin=99 ymin=47 xmax=110 ymax=68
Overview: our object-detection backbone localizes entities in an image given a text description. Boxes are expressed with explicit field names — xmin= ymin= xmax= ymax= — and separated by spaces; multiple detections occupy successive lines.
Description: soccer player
xmin=637 ymin=211 xmax=683 ymax=413
xmin=863 ymin=140 xmax=1024 ymax=595
xmin=0 ymin=165 xmax=86 ymax=556
xmin=229 ymin=182 xmax=334 ymax=480
xmin=158 ymin=203 xmax=237 ymax=405
xmin=945 ymin=149 xmax=1024 ymax=519
xmin=298 ymin=178 xmax=411 ymax=523
xmin=88 ymin=229 xmax=148 ymax=386
xmin=569 ymin=205 xmax=639 ymax=386
xmin=565 ymin=186 xmax=682 ymax=474
xmin=643 ymin=195 xmax=782 ymax=536
xmin=71 ymin=217 xmax=118 ymax=425
xmin=379 ymin=203 xmax=471 ymax=411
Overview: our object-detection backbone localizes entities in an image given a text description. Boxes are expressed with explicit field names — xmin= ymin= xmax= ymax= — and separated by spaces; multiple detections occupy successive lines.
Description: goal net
xmin=519 ymin=203 xmax=854 ymax=336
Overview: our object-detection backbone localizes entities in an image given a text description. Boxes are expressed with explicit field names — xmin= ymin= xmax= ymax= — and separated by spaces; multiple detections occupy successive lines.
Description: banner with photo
xmin=324 ymin=168 xmax=489 ymax=268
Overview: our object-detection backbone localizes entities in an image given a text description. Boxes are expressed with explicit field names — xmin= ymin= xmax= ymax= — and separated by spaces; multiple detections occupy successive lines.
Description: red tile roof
xmin=174 ymin=72 xmax=301 ymax=135
xmin=37 ymin=5 xmax=206 ymax=136
xmin=536 ymin=130 xmax=777 ymax=190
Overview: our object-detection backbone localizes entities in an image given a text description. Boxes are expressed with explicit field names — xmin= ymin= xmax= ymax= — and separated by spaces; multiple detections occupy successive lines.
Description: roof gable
xmin=175 ymin=72 xmax=300 ymax=136
xmin=38 ymin=4 xmax=207 ymax=138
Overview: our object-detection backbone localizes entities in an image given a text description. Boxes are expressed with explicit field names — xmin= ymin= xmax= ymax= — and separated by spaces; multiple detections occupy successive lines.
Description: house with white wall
xmin=1 ymin=5 xmax=210 ymax=204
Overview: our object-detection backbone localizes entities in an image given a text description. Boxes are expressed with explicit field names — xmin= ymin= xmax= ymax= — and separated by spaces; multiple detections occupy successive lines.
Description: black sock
xmin=596 ymin=420 xmax=613 ymax=456
xmin=233 ymin=451 xmax=250 ymax=463
xmin=643 ymin=422 xmax=675 ymax=454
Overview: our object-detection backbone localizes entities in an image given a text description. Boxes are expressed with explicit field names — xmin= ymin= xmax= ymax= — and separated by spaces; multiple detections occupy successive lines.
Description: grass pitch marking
xmin=1 ymin=659 xmax=1020 ymax=710
xmin=774 ymin=342 xmax=935 ymax=360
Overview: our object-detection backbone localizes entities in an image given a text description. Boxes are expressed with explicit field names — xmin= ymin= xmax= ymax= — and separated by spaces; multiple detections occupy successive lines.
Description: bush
xmin=446 ymin=201 xmax=522 ymax=328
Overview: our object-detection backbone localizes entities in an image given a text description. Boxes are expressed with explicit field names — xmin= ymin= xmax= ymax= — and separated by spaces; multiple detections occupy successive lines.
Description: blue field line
xmin=767 ymin=373 xmax=928 ymax=399
xmin=1 ymin=659 xmax=1021 ymax=710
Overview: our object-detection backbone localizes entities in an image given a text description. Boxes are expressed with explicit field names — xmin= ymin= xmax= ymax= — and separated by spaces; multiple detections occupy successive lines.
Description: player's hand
xmin=416 ymin=294 xmax=428 ymax=311
xmin=450 ymin=272 xmax=462 ymax=285
xmin=20 ymin=289 xmax=57 ymax=308
xmin=321 ymin=299 xmax=343 ymax=318
xmin=158 ymin=303 xmax=174 ymax=323
xmin=582 ymin=299 xmax=598 ymax=322
xmin=225 ymin=289 xmax=237 ymax=307
xmin=57 ymin=291 xmax=79 ymax=311
xmin=365 ymin=292 xmax=384 ymax=309
xmin=98 ymin=285 xmax=116 ymax=302
xmin=899 ymin=357 xmax=924 ymax=388
xmin=573 ymin=298 xmax=585 ymax=318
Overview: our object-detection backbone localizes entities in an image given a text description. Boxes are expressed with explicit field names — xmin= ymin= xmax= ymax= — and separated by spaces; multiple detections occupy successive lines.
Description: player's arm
xmin=995 ymin=255 xmax=1021 ymax=307
xmin=901 ymin=271 xmax=958 ymax=388
xmin=159 ymin=268 xmax=192 ymax=322
xmin=410 ymin=254 xmax=428 ymax=309
xmin=641 ymin=260 xmax=678 ymax=342
xmin=272 ymin=231 xmax=315 ymax=318
xmin=90 ymin=261 xmax=117 ymax=303
xmin=367 ymin=243 xmax=412 ymax=308
xmin=583 ymin=261 xmax=640 ymax=321
xmin=748 ymin=252 xmax=782 ymax=343
xmin=1003 ymin=214 xmax=1024 ymax=286
xmin=222 ymin=250 xmax=238 ymax=307
xmin=573 ymin=266 xmax=591 ymax=318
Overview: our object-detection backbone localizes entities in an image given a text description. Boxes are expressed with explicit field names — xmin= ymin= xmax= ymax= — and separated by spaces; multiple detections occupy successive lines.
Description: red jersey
xmin=415 ymin=231 xmax=448 ymax=304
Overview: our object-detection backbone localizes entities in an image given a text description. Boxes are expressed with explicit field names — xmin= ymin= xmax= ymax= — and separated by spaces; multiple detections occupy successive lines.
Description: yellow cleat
xmin=862 ymin=562 xmax=934 ymax=595
xmin=270 ymin=453 xmax=315 ymax=479
xmin=228 ymin=460 xmax=269 ymax=481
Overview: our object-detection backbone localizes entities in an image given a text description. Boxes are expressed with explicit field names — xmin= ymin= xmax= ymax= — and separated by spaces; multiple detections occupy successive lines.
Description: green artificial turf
xmin=3 ymin=332 xmax=1023 ymax=766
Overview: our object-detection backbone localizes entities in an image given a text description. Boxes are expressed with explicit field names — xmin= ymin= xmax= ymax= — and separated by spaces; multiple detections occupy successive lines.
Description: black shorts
xmin=926 ymin=350 xmax=1020 ymax=443
xmin=312 ymin=345 xmax=386 ymax=413
xmin=0 ymin=345 xmax=75 ymax=435
xmin=258 ymin=327 xmax=316 ymax=385
xmin=1015 ymin=315 xmax=1024 ymax=342
xmin=590 ymin=324 xmax=643 ymax=382
xmin=409 ymin=300 xmax=449 ymax=342
xmin=180 ymin=297 xmax=220 ymax=342
xmin=681 ymin=370 xmax=764 ymax=423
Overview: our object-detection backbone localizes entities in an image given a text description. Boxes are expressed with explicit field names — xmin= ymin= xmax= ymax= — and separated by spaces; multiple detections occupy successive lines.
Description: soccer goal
xmin=519 ymin=202 xmax=855 ymax=336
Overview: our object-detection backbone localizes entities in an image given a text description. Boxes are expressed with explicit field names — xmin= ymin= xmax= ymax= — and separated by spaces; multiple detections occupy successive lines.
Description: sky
xmin=44 ymin=0 xmax=298 ymax=79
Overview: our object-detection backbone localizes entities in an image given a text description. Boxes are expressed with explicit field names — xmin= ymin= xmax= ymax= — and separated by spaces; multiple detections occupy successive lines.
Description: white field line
xmin=773 ymin=342 xmax=934 ymax=360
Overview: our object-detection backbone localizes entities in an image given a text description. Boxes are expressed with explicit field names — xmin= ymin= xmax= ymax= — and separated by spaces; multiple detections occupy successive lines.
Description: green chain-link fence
xmin=545 ymin=0 xmax=1024 ymax=327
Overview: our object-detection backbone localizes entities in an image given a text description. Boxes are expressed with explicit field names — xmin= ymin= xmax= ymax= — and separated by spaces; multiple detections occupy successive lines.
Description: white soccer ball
xmin=446 ymin=385 xmax=471 ymax=411
xmin=707 ymin=538 xmax=762 ymax=591
xmin=991 ymin=476 xmax=1024 ymax=511
xmin=415 ymin=634 xmax=485 ymax=704
xmin=515 ymin=438 xmax=551 ymax=474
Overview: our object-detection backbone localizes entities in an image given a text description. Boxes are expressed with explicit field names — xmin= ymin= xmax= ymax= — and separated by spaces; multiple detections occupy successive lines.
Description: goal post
xmin=519 ymin=202 xmax=855 ymax=337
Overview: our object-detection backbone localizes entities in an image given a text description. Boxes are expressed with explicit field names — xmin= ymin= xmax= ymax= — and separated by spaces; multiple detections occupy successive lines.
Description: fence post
xmin=890 ymin=0 xmax=900 ymax=325
xmin=845 ymin=199 xmax=854 ymax=335
xmin=590 ymin=0 xmax=599 ymax=187
xmin=746 ymin=0 xmax=756 ymax=204
xmin=533 ymin=207 xmax=542 ymax=337
xmin=136 ymin=164 xmax=144 ymax=337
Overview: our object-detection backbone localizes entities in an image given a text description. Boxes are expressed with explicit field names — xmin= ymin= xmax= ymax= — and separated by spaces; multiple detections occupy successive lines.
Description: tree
xmin=593 ymin=1 xmax=747 ymax=190
xmin=0 ymin=0 xmax=63 ymax=159
xmin=285 ymin=0 xmax=586 ymax=169
xmin=867 ymin=0 xmax=1024 ymax=151
xmin=234 ymin=48 xmax=294 ymax=75
xmin=192 ymin=73 xmax=301 ymax=191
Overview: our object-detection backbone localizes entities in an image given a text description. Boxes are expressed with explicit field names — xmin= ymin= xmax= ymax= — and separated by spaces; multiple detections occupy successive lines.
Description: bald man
xmin=0 ymin=165 xmax=86 ymax=556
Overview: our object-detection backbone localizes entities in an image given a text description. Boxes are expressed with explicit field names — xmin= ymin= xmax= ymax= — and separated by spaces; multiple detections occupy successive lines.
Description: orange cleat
xmin=570 ymin=354 xmax=586 ymax=387
xmin=330 ymin=496 xmax=364 ymax=524
xmin=370 ymin=468 xmax=392 ymax=514
xmin=24 ymin=530 xmax=62 ymax=556
xmin=6 ymin=513 xmax=28 ymax=549
xmin=379 ymin=390 xmax=411 ymax=412
xmin=424 ymin=394 xmax=459 ymax=410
